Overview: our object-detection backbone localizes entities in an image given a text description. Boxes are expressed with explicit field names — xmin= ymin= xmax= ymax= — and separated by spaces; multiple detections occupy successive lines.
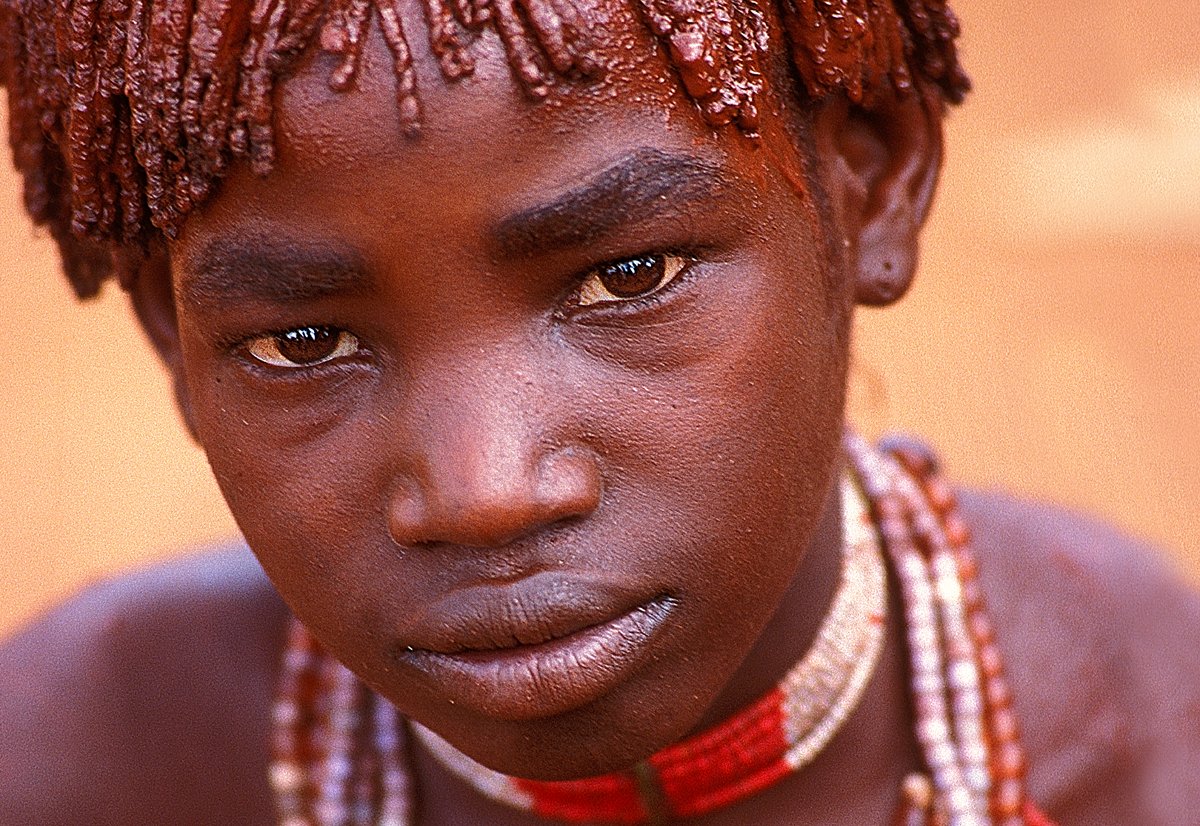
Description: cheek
xmin=571 ymin=253 xmax=849 ymax=652
xmin=178 ymin=336 xmax=400 ymax=646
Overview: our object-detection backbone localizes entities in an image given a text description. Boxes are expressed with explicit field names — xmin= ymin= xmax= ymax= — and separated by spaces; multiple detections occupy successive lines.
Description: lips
xmin=391 ymin=572 xmax=676 ymax=720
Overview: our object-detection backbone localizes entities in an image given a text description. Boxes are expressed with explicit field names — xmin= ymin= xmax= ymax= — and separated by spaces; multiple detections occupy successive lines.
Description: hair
xmin=0 ymin=0 xmax=968 ymax=298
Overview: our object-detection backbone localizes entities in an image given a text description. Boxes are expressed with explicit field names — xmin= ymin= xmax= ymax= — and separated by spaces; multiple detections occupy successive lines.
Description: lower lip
xmin=396 ymin=597 xmax=676 ymax=721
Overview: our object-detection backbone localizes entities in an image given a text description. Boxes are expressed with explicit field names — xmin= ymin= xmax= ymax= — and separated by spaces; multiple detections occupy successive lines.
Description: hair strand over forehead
xmin=0 ymin=0 xmax=967 ymax=297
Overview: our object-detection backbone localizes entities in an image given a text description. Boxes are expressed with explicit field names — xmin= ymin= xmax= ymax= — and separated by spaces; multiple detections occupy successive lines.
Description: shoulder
xmin=0 ymin=544 xmax=288 ymax=826
xmin=960 ymin=489 xmax=1200 ymax=824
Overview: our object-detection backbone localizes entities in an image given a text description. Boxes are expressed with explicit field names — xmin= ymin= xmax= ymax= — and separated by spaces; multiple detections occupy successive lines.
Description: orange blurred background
xmin=2 ymin=0 xmax=1198 ymax=635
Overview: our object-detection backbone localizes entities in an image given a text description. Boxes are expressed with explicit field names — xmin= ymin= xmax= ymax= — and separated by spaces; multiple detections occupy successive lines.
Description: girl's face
xmin=165 ymin=4 xmax=861 ymax=780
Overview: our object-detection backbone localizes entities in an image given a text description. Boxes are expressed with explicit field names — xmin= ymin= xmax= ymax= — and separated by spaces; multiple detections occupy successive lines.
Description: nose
xmin=387 ymin=430 xmax=603 ymax=550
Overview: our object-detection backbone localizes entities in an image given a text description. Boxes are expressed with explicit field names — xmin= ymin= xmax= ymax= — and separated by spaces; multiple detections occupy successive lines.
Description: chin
xmin=407 ymin=670 xmax=706 ymax=781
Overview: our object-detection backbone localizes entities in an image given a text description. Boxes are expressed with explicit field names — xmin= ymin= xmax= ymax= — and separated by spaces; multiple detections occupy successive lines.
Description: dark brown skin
xmin=2 ymin=8 xmax=1198 ymax=826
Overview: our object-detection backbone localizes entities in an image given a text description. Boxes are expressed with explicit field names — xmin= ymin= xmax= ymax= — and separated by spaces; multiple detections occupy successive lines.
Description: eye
xmin=576 ymin=254 xmax=689 ymax=307
xmin=246 ymin=326 xmax=361 ymax=368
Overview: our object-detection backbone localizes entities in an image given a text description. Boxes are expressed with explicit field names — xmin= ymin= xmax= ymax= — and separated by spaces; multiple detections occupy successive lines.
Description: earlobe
xmin=813 ymin=84 xmax=945 ymax=307
xmin=127 ymin=245 xmax=199 ymax=439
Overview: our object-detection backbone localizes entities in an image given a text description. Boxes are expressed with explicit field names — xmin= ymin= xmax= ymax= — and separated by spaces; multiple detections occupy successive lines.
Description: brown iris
xmin=596 ymin=256 xmax=667 ymax=298
xmin=275 ymin=327 xmax=340 ymax=364
xmin=247 ymin=326 xmax=359 ymax=367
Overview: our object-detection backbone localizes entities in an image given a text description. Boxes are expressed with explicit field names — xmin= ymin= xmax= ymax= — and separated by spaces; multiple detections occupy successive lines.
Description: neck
xmin=686 ymin=462 xmax=920 ymax=824
xmin=697 ymin=575 xmax=921 ymax=825
xmin=640 ymin=464 xmax=921 ymax=823
xmin=687 ymin=470 xmax=847 ymax=733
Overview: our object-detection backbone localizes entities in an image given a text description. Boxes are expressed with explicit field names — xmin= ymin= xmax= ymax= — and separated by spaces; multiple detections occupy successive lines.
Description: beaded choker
xmin=269 ymin=435 xmax=1056 ymax=826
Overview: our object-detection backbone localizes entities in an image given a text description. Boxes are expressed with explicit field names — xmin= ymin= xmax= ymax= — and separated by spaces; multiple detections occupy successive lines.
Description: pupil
xmin=277 ymin=327 xmax=338 ymax=364
xmin=598 ymin=256 xmax=665 ymax=298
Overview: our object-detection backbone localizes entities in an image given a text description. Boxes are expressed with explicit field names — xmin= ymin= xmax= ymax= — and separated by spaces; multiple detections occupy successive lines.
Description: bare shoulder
xmin=961 ymin=489 xmax=1200 ymax=825
xmin=0 ymin=544 xmax=289 ymax=826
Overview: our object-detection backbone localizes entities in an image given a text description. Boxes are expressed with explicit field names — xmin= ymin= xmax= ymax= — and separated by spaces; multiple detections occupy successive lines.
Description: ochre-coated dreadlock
xmin=0 ymin=0 xmax=968 ymax=298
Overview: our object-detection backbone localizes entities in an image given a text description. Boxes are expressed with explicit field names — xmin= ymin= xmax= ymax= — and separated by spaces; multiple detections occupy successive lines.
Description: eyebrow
xmin=490 ymin=148 xmax=730 ymax=259
xmin=180 ymin=238 xmax=371 ymax=308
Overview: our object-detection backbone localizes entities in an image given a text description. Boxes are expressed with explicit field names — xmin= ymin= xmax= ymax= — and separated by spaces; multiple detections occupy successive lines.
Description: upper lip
xmin=393 ymin=571 xmax=659 ymax=655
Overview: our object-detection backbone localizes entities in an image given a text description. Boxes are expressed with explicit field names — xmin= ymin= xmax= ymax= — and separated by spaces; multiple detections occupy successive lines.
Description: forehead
xmin=273 ymin=4 xmax=748 ymax=177
xmin=173 ymin=0 xmax=814 ymax=270
xmin=281 ymin=16 xmax=680 ymax=176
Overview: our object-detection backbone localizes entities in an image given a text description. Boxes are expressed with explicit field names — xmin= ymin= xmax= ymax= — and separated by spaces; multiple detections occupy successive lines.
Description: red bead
xmin=980 ymin=644 xmax=1004 ymax=678
xmin=991 ymin=708 xmax=1021 ymax=744
xmin=1024 ymin=801 xmax=1059 ymax=826
xmin=985 ymin=676 xmax=1014 ymax=710
xmin=943 ymin=514 xmax=972 ymax=548
xmin=991 ymin=776 xmax=1024 ymax=816
xmin=992 ymin=741 xmax=1027 ymax=779
xmin=956 ymin=552 xmax=980 ymax=583
xmin=968 ymin=610 xmax=994 ymax=644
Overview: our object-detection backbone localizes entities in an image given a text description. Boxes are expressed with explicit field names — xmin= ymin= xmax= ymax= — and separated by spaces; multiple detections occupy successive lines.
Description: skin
xmin=2 ymin=5 xmax=1199 ymax=825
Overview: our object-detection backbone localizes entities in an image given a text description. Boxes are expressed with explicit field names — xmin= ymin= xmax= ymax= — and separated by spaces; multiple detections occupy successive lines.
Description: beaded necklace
xmin=269 ymin=434 xmax=1057 ymax=826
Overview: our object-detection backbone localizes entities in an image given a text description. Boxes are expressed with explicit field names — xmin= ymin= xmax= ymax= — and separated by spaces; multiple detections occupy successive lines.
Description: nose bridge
xmin=388 ymin=351 xmax=599 ymax=549
xmin=436 ymin=379 xmax=534 ymax=505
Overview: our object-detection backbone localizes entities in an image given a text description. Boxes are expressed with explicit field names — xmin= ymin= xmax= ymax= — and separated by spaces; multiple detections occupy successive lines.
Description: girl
xmin=1 ymin=0 xmax=1196 ymax=823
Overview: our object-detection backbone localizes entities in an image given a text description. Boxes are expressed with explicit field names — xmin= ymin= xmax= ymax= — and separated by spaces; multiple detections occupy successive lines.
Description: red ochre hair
xmin=0 ymin=0 xmax=968 ymax=298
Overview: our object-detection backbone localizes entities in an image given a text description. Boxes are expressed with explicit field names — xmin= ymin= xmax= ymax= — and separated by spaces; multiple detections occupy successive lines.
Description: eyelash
xmin=227 ymin=326 xmax=368 ymax=377
xmin=229 ymin=252 xmax=702 ymax=372
xmin=566 ymin=252 xmax=697 ymax=314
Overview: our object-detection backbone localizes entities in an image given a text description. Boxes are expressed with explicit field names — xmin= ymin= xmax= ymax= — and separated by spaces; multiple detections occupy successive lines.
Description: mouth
xmin=392 ymin=574 xmax=677 ymax=721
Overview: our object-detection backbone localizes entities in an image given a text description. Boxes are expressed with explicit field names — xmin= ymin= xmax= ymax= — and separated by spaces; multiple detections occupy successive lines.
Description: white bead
xmin=936 ymin=576 xmax=963 ymax=603
xmin=913 ymin=672 xmax=944 ymax=695
xmin=917 ymin=718 xmax=950 ymax=743
xmin=948 ymin=660 xmax=980 ymax=689
xmin=269 ymin=762 xmax=304 ymax=792
xmin=929 ymin=741 xmax=956 ymax=767
xmin=947 ymin=785 xmax=973 ymax=810
xmin=914 ymin=650 xmax=941 ymax=674
xmin=964 ymin=764 xmax=991 ymax=791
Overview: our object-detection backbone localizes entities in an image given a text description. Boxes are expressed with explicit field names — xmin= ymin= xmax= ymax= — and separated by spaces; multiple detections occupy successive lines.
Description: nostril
xmin=535 ymin=448 xmax=603 ymax=524
xmin=387 ymin=482 xmax=432 ymax=549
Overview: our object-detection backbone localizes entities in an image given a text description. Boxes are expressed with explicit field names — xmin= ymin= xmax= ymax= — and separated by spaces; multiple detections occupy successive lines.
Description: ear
xmin=811 ymin=83 xmax=945 ymax=307
xmin=127 ymin=244 xmax=199 ymax=440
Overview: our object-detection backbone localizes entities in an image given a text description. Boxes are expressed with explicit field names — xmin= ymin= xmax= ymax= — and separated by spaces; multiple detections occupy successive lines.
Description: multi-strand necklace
xmin=269 ymin=434 xmax=1055 ymax=825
